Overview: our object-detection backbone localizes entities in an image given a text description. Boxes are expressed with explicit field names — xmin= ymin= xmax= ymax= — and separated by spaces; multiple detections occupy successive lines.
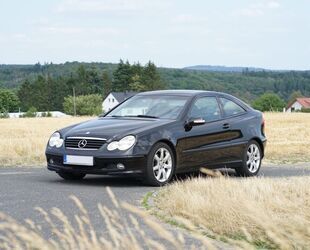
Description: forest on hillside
xmin=0 ymin=61 xmax=310 ymax=113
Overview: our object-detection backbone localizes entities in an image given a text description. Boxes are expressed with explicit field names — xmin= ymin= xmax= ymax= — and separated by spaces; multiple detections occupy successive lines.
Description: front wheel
xmin=236 ymin=140 xmax=262 ymax=177
xmin=58 ymin=171 xmax=86 ymax=180
xmin=144 ymin=143 xmax=175 ymax=186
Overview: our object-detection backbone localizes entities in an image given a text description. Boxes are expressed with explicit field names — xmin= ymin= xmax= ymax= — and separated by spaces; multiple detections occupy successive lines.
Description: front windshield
xmin=106 ymin=95 xmax=189 ymax=120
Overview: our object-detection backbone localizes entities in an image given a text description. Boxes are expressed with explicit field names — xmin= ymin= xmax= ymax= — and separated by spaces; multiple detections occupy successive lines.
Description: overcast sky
xmin=0 ymin=0 xmax=309 ymax=70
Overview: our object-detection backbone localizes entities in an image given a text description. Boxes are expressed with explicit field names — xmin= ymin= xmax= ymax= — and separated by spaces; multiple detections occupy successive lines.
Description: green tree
xmin=252 ymin=93 xmax=285 ymax=112
xmin=288 ymin=90 xmax=303 ymax=103
xmin=142 ymin=61 xmax=164 ymax=90
xmin=112 ymin=60 xmax=132 ymax=91
xmin=0 ymin=89 xmax=19 ymax=112
xmin=63 ymin=94 xmax=102 ymax=116
xmin=102 ymin=71 xmax=112 ymax=97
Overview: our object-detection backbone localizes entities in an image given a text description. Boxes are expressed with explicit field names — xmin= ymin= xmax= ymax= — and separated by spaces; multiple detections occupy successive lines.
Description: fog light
xmin=117 ymin=163 xmax=125 ymax=170
xmin=49 ymin=159 xmax=54 ymax=164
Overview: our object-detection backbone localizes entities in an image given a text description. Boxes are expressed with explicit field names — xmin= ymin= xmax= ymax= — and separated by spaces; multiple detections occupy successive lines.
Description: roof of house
xmin=109 ymin=91 xmax=138 ymax=102
xmin=287 ymin=97 xmax=310 ymax=109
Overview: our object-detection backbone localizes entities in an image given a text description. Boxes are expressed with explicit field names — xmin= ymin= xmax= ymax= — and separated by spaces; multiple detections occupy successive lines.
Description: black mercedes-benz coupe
xmin=46 ymin=90 xmax=266 ymax=186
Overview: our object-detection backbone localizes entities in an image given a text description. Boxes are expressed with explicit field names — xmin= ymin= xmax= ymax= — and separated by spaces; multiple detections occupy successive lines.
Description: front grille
xmin=65 ymin=137 xmax=106 ymax=150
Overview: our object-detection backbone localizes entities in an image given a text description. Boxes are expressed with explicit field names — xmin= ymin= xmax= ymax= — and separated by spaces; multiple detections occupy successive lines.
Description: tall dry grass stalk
xmin=0 ymin=117 xmax=90 ymax=166
xmin=0 ymin=187 xmax=214 ymax=250
xmin=155 ymin=175 xmax=310 ymax=249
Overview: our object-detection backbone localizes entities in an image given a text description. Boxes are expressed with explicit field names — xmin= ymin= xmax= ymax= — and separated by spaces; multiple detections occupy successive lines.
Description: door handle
xmin=222 ymin=123 xmax=230 ymax=129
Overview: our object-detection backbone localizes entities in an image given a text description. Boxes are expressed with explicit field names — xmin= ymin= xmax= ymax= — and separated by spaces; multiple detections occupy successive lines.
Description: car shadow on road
xmin=44 ymin=174 xmax=152 ymax=187
xmin=42 ymin=165 xmax=310 ymax=187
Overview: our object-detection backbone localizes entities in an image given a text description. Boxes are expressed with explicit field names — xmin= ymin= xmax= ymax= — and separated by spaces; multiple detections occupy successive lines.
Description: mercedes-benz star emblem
xmin=78 ymin=139 xmax=87 ymax=148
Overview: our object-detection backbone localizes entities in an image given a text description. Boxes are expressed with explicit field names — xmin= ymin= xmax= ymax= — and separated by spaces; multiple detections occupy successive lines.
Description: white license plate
xmin=63 ymin=155 xmax=94 ymax=166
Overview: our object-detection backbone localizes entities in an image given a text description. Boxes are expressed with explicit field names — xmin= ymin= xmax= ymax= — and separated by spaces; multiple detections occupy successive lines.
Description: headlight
xmin=49 ymin=132 xmax=64 ymax=148
xmin=107 ymin=135 xmax=136 ymax=151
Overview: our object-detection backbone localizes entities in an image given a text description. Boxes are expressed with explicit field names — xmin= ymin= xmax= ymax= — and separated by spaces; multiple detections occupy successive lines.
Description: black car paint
xmin=46 ymin=90 xmax=266 ymax=175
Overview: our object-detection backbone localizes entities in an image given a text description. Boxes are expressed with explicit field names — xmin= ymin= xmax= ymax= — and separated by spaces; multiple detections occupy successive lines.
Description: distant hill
xmin=183 ymin=65 xmax=268 ymax=72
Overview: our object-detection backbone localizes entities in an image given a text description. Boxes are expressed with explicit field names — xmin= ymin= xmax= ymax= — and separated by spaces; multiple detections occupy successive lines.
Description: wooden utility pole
xmin=73 ymin=87 xmax=76 ymax=116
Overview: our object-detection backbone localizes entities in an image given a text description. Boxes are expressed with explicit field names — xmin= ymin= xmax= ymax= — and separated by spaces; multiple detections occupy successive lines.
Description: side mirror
xmin=185 ymin=118 xmax=206 ymax=131
xmin=99 ymin=112 xmax=106 ymax=117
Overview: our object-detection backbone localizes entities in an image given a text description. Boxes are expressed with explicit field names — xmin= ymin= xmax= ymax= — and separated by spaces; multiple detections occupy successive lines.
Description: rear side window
xmin=220 ymin=98 xmax=245 ymax=117
xmin=189 ymin=96 xmax=221 ymax=122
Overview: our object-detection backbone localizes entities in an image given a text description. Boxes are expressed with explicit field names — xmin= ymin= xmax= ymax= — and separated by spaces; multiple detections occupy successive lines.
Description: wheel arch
xmin=250 ymin=137 xmax=264 ymax=158
xmin=155 ymin=139 xmax=177 ymax=164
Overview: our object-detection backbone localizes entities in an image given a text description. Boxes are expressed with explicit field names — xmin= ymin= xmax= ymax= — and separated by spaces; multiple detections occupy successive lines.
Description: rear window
xmin=220 ymin=98 xmax=245 ymax=117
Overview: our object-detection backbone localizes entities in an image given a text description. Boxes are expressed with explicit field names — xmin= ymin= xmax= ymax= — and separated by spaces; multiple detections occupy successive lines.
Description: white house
xmin=286 ymin=97 xmax=310 ymax=112
xmin=102 ymin=92 xmax=138 ymax=112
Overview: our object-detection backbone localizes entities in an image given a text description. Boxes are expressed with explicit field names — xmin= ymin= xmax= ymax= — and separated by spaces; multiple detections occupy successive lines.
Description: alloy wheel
xmin=246 ymin=144 xmax=261 ymax=173
xmin=153 ymin=147 xmax=172 ymax=182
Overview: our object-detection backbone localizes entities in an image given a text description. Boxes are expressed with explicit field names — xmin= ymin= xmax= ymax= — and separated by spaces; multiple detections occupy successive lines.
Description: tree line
xmin=0 ymin=60 xmax=163 ymax=115
xmin=1 ymin=60 xmax=310 ymax=115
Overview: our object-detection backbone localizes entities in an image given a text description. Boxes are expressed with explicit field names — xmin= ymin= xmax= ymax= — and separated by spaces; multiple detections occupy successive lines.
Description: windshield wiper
xmin=136 ymin=115 xmax=159 ymax=119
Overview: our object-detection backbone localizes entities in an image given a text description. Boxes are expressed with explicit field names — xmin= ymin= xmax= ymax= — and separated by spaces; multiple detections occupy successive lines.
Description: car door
xmin=217 ymin=96 xmax=248 ymax=162
xmin=177 ymin=95 xmax=239 ymax=171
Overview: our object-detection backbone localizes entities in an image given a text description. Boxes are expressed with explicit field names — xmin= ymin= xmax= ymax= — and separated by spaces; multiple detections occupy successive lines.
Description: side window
xmin=220 ymin=98 xmax=245 ymax=117
xmin=189 ymin=97 xmax=221 ymax=122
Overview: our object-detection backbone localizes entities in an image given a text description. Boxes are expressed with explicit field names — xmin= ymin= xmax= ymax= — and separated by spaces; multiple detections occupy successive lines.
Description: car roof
xmin=137 ymin=90 xmax=219 ymax=96
xmin=136 ymin=90 xmax=253 ymax=110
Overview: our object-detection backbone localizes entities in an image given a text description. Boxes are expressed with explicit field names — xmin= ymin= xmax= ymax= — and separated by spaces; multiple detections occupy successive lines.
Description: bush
xmin=0 ymin=89 xmax=19 ymax=112
xmin=63 ymin=94 xmax=102 ymax=116
xmin=252 ymin=93 xmax=285 ymax=112
xmin=22 ymin=107 xmax=37 ymax=118
xmin=301 ymin=108 xmax=310 ymax=113
xmin=0 ymin=108 xmax=9 ymax=119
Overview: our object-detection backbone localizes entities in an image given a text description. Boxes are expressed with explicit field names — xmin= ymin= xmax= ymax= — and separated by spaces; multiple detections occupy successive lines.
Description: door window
xmin=220 ymin=98 xmax=245 ymax=117
xmin=189 ymin=97 xmax=221 ymax=122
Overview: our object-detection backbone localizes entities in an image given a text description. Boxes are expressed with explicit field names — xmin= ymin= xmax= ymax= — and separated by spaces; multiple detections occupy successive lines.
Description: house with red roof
xmin=286 ymin=97 xmax=310 ymax=112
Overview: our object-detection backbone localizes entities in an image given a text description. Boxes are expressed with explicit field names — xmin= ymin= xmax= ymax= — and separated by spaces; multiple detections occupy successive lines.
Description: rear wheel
xmin=58 ymin=172 xmax=86 ymax=180
xmin=144 ymin=143 xmax=175 ymax=186
xmin=236 ymin=140 xmax=262 ymax=177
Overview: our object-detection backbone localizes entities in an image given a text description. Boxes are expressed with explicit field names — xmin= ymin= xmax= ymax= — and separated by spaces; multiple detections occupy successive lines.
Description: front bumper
xmin=46 ymin=153 xmax=147 ymax=175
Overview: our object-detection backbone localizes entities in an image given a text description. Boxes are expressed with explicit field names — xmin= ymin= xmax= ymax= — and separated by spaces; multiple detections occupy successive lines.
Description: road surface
xmin=0 ymin=164 xmax=309 ymax=247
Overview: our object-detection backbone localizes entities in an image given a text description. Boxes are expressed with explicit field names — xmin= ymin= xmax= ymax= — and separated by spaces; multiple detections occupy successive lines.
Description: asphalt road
xmin=0 ymin=164 xmax=309 ymax=248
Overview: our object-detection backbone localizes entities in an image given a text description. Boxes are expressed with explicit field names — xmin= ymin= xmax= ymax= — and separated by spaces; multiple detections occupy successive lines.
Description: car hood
xmin=61 ymin=117 xmax=174 ymax=140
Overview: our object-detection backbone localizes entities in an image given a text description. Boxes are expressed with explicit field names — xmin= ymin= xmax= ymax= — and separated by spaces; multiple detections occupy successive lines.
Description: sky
xmin=0 ymin=0 xmax=309 ymax=70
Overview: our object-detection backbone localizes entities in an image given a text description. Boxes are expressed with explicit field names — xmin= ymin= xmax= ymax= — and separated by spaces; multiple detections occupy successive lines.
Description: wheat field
xmin=0 ymin=117 xmax=91 ymax=166
xmin=0 ymin=112 xmax=309 ymax=166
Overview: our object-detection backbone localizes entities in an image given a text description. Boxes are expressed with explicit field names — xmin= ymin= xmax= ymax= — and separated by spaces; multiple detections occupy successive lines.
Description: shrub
xmin=22 ymin=107 xmax=37 ymax=118
xmin=63 ymin=94 xmax=102 ymax=116
xmin=252 ymin=93 xmax=285 ymax=112
xmin=301 ymin=108 xmax=310 ymax=113
xmin=0 ymin=108 xmax=9 ymax=119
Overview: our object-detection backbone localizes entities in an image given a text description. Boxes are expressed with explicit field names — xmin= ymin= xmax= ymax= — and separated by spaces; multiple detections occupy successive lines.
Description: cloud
xmin=171 ymin=14 xmax=208 ymax=25
xmin=38 ymin=25 xmax=120 ymax=36
xmin=234 ymin=0 xmax=280 ymax=17
xmin=56 ymin=0 xmax=170 ymax=13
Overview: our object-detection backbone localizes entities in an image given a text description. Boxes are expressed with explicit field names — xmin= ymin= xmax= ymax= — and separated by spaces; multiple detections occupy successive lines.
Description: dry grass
xmin=0 ymin=188 xmax=214 ymax=250
xmin=0 ymin=117 xmax=91 ymax=166
xmin=264 ymin=112 xmax=310 ymax=163
xmin=154 ymin=175 xmax=310 ymax=249
xmin=0 ymin=112 xmax=310 ymax=166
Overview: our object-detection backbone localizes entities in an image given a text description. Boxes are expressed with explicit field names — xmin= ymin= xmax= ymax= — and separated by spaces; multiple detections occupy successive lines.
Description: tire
xmin=144 ymin=142 xmax=176 ymax=186
xmin=235 ymin=140 xmax=262 ymax=177
xmin=58 ymin=171 xmax=86 ymax=180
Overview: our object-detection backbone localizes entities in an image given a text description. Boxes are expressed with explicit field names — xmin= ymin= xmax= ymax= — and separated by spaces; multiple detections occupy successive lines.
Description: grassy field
xmin=154 ymin=176 xmax=310 ymax=249
xmin=0 ymin=112 xmax=309 ymax=166
xmin=0 ymin=117 xmax=90 ymax=166
xmin=264 ymin=112 xmax=310 ymax=163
